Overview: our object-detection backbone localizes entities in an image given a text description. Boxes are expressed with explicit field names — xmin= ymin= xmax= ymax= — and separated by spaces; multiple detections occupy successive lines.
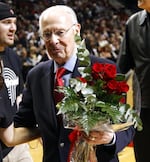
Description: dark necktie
xmin=54 ymin=67 xmax=66 ymax=104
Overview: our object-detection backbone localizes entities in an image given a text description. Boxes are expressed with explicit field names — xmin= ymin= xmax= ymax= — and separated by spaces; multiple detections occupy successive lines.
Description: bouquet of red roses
xmin=56 ymin=35 xmax=142 ymax=162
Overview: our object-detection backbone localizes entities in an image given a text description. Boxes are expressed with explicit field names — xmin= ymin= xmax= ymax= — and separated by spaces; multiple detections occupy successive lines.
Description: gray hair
xmin=39 ymin=5 xmax=78 ymax=34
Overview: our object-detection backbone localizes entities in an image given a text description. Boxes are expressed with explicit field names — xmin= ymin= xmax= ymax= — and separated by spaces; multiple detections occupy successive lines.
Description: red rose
xmin=92 ymin=63 xmax=104 ymax=73
xmin=106 ymin=80 xmax=129 ymax=94
xmin=92 ymin=63 xmax=116 ymax=80
xmin=103 ymin=64 xmax=116 ymax=80
xmin=106 ymin=80 xmax=118 ymax=92
xmin=120 ymin=97 xmax=126 ymax=104
xmin=92 ymin=63 xmax=104 ymax=79
xmin=117 ymin=81 xmax=129 ymax=93
xmin=77 ymin=77 xmax=87 ymax=83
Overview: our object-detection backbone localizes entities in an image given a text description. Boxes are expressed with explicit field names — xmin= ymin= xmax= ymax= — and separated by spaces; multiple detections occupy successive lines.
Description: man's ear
xmin=74 ymin=23 xmax=81 ymax=36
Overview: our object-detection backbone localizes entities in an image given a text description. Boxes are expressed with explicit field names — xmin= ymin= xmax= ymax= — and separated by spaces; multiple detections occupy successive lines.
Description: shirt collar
xmin=54 ymin=47 xmax=77 ymax=73
xmin=139 ymin=10 xmax=148 ymax=25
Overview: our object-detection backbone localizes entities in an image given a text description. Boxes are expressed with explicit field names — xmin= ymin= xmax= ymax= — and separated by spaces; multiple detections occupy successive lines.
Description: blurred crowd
xmin=2 ymin=0 xmax=138 ymax=81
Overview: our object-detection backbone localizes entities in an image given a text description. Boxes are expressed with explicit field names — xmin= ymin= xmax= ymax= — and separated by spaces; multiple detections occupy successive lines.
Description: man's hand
xmin=82 ymin=130 xmax=115 ymax=145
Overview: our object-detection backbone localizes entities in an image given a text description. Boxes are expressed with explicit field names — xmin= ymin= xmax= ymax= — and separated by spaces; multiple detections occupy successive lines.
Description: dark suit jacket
xmin=14 ymin=55 xmax=135 ymax=162
xmin=117 ymin=9 xmax=150 ymax=108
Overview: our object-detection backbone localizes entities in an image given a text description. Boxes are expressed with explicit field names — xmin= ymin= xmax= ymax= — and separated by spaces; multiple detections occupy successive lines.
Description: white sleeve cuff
xmin=104 ymin=133 xmax=116 ymax=146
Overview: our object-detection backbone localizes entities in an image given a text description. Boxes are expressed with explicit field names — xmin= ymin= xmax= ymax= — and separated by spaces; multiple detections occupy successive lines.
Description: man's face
xmin=40 ymin=11 xmax=80 ymax=65
xmin=0 ymin=17 xmax=16 ymax=50
xmin=138 ymin=0 xmax=150 ymax=10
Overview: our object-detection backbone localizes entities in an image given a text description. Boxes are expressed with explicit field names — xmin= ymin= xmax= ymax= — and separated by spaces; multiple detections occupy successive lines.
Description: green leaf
xmin=115 ymin=74 xmax=126 ymax=81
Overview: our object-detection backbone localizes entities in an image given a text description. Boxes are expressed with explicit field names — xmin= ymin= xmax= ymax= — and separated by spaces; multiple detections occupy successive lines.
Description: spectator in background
xmin=97 ymin=40 xmax=118 ymax=62
xmin=0 ymin=2 xmax=33 ymax=162
xmin=117 ymin=0 xmax=150 ymax=162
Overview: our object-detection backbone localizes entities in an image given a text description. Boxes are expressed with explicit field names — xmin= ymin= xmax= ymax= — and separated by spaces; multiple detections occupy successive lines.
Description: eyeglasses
xmin=0 ymin=59 xmax=4 ymax=90
xmin=41 ymin=24 xmax=75 ymax=42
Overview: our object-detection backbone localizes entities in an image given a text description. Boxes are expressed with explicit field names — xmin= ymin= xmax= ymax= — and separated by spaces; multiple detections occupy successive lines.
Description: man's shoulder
xmin=4 ymin=47 xmax=22 ymax=70
xmin=28 ymin=59 xmax=52 ymax=76
xmin=5 ymin=47 xmax=17 ymax=54
xmin=5 ymin=47 xmax=19 ymax=59
xmin=127 ymin=10 xmax=147 ymax=25
xmin=90 ymin=55 xmax=115 ymax=64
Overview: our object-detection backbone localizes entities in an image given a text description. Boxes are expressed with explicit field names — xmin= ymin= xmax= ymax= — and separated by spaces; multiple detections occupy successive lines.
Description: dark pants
xmin=133 ymin=108 xmax=150 ymax=162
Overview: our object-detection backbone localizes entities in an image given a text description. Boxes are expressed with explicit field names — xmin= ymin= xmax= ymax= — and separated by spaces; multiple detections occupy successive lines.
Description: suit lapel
xmin=72 ymin=59 xmax=81 ymax=78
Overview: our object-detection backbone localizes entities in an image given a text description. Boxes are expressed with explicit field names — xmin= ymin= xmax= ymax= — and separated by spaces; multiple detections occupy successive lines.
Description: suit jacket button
xmin=60 ymin=143 xmax=64 ymax=147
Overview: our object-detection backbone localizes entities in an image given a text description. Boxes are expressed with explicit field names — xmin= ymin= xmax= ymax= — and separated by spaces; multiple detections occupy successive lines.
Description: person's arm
xmin=0 ymin=123 xmax=40 ymax=147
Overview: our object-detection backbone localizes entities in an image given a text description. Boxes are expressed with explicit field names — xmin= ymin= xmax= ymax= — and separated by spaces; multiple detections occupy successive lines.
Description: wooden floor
xmin=29 ymin=139 xmax=43 ymax=162
xmin=29 ymin=72 xmax=135 ymax=162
